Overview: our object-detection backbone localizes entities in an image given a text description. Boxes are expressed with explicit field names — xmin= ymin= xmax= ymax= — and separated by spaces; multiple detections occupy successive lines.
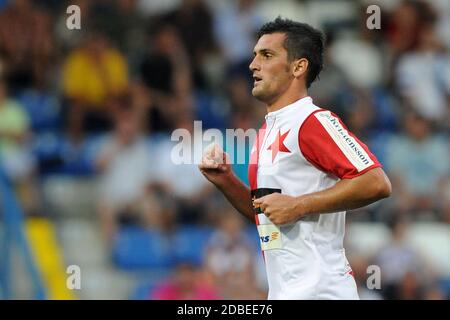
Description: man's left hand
xmin=253 ymin=193 xmax=304 ymax=225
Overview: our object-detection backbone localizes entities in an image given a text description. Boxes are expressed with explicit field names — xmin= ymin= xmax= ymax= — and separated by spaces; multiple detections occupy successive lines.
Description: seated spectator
xmin=89 ymin=0 xmax=148 ymax=69
xmin=0 ymin=0 xmax=53 ymax=91
xmin=140 ymin=22 xmax=193 ymax=133
xmin=164 ymin=0 xmax=217 ymax=90
xmin=205 ymin=210 xmax=265 ymax=299
xmin=385 ymin=111 xmax=450 ymax=220
xmin=151 ymin=113 xmax=216 ymax=224
xmin=95 ymin=97 xmax=164 ymax=245
xmin=395 ymin=22 xmax=450 ymax=125
xmin=385 ymin=0 xmax=437 ymax=56
xmin=62 ymin=28 xmax=129 ymax=133
xmin=0 ymin=76 xmax=40 ymax=214
xmin=151 ymin=261 xmax=221 ymax=300
xmin=211 ymin=0 xmax=263 ymax=80
xmin=373 ymin=215 xmax=436 ymax=299
xmin=309 ymin=30 xmax=351 ymax=118
xmin=330 ymin=32 xmax=383 ymax=90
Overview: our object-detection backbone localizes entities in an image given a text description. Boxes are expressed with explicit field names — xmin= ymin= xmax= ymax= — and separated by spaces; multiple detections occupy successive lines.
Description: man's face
xmin=249 ymin=33 xmax=294 ymax=103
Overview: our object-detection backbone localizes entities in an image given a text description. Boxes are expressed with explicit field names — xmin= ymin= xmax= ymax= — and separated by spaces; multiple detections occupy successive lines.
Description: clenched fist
xmin=198 ymin=143 xmax=233 ymax=187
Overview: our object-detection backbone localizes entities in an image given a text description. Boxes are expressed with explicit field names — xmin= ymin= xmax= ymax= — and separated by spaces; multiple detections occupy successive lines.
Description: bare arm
xmin=199 ymin=144 xmax=255 ymax=222
xmin=298 ymin=167 xmax=391 ymax=215
xmin=216 ymin=174 xmax=255 ymax=222
xmin=254 ymin=167 xmax=392 ymax=225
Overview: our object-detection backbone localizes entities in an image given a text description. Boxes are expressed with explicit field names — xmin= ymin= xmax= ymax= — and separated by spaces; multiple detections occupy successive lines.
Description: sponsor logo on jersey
xmin=315 ymin=111 xmax=374 ymax=171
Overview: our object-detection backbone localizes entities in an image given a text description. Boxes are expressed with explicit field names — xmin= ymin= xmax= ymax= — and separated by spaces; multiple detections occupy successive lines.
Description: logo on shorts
xmin=257 ymin=224 xmax=282 ymax=251
xmin=260 ymin=231 xmax=279 ymax=243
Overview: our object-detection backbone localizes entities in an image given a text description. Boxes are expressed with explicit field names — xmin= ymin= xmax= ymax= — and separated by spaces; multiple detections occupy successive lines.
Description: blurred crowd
xmin=0 ymin=0 xmax=449 ymax=299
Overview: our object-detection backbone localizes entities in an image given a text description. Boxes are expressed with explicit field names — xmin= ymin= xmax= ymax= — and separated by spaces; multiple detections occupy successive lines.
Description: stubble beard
xmin=252 ymin=82 xmax=273 ymax=104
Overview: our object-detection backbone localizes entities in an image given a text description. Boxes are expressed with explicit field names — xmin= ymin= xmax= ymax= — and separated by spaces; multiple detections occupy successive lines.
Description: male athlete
xmin=199 ymin=18 xmax=391 ymax=299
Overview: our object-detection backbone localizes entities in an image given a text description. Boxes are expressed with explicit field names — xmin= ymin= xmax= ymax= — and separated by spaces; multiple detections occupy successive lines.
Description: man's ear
xmin=293 ymin=58 xmax=308 ymax=78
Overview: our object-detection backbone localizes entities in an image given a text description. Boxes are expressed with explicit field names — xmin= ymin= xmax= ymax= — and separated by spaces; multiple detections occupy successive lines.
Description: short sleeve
xmin=299 ymin=110 xmax=381 ymax=179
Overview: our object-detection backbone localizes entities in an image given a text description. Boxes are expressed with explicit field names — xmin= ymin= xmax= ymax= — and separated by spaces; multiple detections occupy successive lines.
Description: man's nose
xmin=249 ymin=56 xmax=259 ymax=73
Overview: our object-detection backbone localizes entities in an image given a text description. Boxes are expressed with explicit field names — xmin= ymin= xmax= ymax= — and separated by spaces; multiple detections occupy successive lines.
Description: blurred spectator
xmin=140 ymin=22 xmax=193 ymax=133
xmin=89 ymin=0 xmax=148 ymax=73
xmin=211 ymin=0 xmax=263 ymax=80
xmin=137 ymin=0 xmax=180 ymax=16
xmin=348 ymin=255 xmax=383 ymax=300
xmin=372 ymin=216 xmax=434 ymax=299
xmin=330 ymin=22 xmax=384 ymax=89
xmin=164 ymin=0 xmax=217 ymax=90
xmin=152 ymin=113 xmax=215 ymax=223
xmin=151 ymin=261 xmax=221 ymax=299
xmin=128 ymin=82 xmax=154 ymax=132
xmin=227 ymin=75 xmax=263 ymax=116
xmin=385 ymin=0 xmax=437 ymax=56
xmin=62 ymin=29 xmax=129 ymax=134
xmin=385 ymin=111 xmax=450 ymax=220
xmin=0 ymin=79 xmax=31 ymax=176
xmin=0 ymin=0 xmax=54 ymax=91
xmin=205 ymin=211 xmax=264 ymax=299
xmin=344 ymin=89 xmax=377 ymax=141
xmin=0 ymin=76 xmax=40 ymax=214
xmin=95 ymin=98 xmax=163 ymax=244
xmin=309 ymin=31 xmax=351 ymax=117
xmin=395 ymin=22 xmax=450 ymax=124
xmin=396 ymin=270 xmax=446 ymax=300
xmin=431 ymin=0 xmax=450 ymax=49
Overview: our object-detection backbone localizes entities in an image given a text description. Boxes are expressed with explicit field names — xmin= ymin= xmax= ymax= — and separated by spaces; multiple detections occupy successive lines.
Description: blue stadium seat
xmin=194 ymin=91 xmax=229 ymax=130
xmin=130 ymin=280 xmax=159 ymax=300
xmin=172 ymin=225 xmax=214 ymax=266
xmin=16 ymin=89 xmax=62 ymax=133
xmin=112 ymin=227 xmax=174 ymax=270
xmin=244 ymin=225 xmax=261 ymax=252
xmin=32 ymin=133 xmax=103 ymax=176
xmin=440 ymin=278 xmax=450 ymax=299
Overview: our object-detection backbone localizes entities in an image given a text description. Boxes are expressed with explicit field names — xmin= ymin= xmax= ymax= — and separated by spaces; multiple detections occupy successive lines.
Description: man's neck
xmin=266 ymin=90 xmax=308 ymax=114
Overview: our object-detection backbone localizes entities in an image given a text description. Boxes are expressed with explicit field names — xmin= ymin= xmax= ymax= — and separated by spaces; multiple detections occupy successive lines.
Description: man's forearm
xmin=217 ymin=175 xmax=255 ymax=222
xmin=296 ymin=168 xmax=391 ymax=216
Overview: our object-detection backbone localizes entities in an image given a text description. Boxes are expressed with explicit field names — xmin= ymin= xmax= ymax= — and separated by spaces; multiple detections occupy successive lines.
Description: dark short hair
xmin=256 ymin=17 xmax=325 ymax=88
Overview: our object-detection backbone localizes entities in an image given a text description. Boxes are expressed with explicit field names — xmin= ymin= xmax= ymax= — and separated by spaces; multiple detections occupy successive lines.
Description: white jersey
xmin=248 ymin=96 xmax=381 ymax=299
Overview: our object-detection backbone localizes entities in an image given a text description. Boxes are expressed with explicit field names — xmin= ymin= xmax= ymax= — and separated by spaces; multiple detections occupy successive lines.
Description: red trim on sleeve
xmin=298 ymin=110 xmax=381 ymax=179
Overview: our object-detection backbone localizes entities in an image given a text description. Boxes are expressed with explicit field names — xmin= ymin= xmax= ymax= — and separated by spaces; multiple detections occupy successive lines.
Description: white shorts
xmin=266 ymin=257 xmax=360 ymax=300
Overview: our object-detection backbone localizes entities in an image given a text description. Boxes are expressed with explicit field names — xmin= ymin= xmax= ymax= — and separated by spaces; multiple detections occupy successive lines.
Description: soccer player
xmin=198 ymin=18 xmax=392 ymax=299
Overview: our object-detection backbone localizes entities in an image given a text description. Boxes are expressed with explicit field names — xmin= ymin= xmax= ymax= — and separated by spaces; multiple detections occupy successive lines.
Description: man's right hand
xmin=198 ymin=143 xmax=233 ymax=188
xmin=199 ymin=143 xmax=255 ymax=222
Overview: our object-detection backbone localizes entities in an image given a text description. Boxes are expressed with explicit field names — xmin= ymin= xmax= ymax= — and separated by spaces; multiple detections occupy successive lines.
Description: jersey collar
xmin=265 ymin=96 xmax=313 ymax=120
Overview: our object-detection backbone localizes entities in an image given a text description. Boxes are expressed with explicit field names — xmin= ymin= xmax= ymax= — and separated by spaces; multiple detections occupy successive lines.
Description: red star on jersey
xmin=267 ymin=129 xmax=291 ymax=162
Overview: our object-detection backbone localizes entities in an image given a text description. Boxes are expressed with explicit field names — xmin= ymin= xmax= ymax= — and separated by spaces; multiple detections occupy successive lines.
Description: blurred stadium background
xmin=0 ymin=0 xmax=449 ymax=300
